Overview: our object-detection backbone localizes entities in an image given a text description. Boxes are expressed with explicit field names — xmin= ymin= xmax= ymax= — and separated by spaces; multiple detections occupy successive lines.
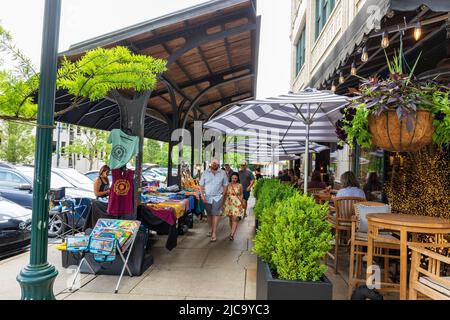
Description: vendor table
xmin=366 ymin=213 xmax=450 ymax=300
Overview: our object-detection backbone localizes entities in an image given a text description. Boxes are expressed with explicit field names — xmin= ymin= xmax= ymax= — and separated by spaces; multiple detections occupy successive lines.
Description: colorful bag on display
xmin=66 ymin=236 xmax=90 ymax=252
xmin=89 ymin=237 xmax=116 ymax=262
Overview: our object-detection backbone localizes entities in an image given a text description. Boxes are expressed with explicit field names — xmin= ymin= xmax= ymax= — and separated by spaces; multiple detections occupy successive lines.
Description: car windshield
xmin=53 ymin=168 xmax=94 ymax=185
xmin=19 ymin=167 xmax=74 ymax=188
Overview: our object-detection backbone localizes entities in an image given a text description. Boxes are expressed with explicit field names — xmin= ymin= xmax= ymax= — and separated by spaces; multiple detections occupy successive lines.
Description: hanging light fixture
xmin=414 ymin=22 xmax=422 ymax=41
xmin=381 ymin=31 xmax=390 ymax=48
xmin=361 ymin=45 xmax=369 ymax=62
xmin=351 ymin=61 xmax=357 ymax=76
xmin=339 ymin=71 xmax=345 ymax=84
xmin=331 ymin=81 xmax=337 ymax=92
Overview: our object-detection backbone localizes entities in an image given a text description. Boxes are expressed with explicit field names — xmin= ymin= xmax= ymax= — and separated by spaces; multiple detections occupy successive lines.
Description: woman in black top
xmin=93 ymin=165 xmax=110 ymax=200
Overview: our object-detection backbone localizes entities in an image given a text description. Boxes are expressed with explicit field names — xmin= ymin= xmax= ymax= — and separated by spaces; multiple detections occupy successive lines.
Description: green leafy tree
xmin=0 ymin=24 xmax=167 ymax=121
xmin=62 ymin=127 xmax=110 ymax=171
xmin=0 ymin=121 xmax=35 ymax=164
xmin=143 ymin=139 xmax=162 ymax=165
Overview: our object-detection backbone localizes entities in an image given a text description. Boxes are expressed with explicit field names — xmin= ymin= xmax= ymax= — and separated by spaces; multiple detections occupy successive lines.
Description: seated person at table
xmin=94 ymin=165 xmax=110 ymax=201
xmin=336 ymin=171 xmax=366 ymax=199
xmin=363 ymin=172 xmax=383 ymax=201
xmin=288 ymin=169 xmax=299 ymax=185
xmin=308 ymin=170 xmax=327 ymax=189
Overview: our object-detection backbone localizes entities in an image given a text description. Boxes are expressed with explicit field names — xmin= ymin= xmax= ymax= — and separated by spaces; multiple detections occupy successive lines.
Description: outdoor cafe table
xmin=366 ymin=213 xmax=450 ymax=300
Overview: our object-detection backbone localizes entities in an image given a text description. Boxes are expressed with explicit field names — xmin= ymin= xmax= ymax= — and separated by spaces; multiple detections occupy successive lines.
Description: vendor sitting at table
xmin=336 ymin=171 xmax=366 ymax=199
xmin=93 ymin=165 xmax=110 ymax=201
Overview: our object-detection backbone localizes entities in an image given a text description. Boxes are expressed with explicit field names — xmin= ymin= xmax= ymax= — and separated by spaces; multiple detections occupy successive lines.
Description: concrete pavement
xmin=0 ymin=196 xmax=350 ymax=300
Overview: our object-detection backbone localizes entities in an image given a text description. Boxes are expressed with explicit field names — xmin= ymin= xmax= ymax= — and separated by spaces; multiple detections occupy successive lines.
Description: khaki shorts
xmin=204 ymin=199 xmax=222 ymax=216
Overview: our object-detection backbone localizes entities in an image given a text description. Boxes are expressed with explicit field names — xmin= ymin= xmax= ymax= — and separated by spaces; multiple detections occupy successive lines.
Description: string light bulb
xmin=414 ymin=22 xmax=422 ymax=41
xmin=351 ymin=61 xmax=357 ymax=76
xmin=331 ymin=81 xmax=337 ymax=92
xmin=381 ymin=31 xmax=390 ymax=48
xmin=361 ymin=46 xmax=369 ymax=62
xmin=339 ymin=72 xmax=345 ymax=84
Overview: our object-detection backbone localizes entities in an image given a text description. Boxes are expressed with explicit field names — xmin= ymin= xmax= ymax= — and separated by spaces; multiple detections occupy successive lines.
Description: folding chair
xmin=49 ymin=196 xmax=91 ymax=239
xmin=68 ymin=219 xmax=141 ymax=293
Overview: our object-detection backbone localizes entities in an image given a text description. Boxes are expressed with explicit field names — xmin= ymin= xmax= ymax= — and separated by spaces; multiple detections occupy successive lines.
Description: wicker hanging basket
xmin=368 ymin=110 xmax=435 ymax=152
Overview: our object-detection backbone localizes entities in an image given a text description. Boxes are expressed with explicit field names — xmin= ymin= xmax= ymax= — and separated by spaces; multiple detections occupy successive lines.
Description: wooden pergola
xmin=54 ymin=0 xmax=261 ymax=184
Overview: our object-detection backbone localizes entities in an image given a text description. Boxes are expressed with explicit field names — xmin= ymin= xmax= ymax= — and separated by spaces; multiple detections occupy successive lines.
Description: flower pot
xmin=256 ymin=257 xmax=332 ymax=300
xmin=368 ymin=110 xmax=434 ymax=152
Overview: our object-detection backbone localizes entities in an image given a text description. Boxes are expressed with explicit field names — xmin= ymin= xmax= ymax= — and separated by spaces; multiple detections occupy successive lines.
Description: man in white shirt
xmin=199 ymin=159 xmax=228 ymax=242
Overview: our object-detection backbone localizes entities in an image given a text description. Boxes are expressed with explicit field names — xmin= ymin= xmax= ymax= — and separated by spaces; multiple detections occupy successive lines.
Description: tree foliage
xmin=0 ymin=121 xmax=35 ymax=164
xmin=143 ymin=139 xmax=162 ymax=165
xmin=62 ymin=127 xmax=110 ymax=171
xmin=0 ymin=24 xmax=167 ymax=121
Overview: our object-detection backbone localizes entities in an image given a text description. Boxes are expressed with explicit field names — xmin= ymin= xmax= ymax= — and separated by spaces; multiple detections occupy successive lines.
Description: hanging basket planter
xmin=368 ymin=110 xmax=435 ymax=152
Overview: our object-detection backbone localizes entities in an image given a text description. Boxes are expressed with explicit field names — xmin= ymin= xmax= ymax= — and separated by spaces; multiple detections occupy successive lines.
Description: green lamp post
xmin=16 ymin=0 xmax=61 ymax=300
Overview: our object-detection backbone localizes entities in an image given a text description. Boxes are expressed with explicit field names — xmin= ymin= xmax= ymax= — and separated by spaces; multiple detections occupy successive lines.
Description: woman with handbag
xmin=222 ymin=172 xmax=244 ymax=241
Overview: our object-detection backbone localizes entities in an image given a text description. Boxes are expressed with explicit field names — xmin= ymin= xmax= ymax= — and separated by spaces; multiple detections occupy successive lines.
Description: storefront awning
xmin=307 ymin=0 xmax=450 ymax=91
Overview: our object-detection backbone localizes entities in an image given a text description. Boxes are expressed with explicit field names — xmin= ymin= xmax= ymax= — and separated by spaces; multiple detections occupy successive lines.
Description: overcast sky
xmin=0 ymin=0 xmax=292 ymax=98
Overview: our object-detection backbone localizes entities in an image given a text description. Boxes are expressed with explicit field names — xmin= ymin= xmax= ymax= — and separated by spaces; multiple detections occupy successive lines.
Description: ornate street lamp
xmin=16 ymin=0 xmax=61 ymax=300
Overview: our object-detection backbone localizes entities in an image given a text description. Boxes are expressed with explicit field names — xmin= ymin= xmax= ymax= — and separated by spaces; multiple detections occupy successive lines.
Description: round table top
xmin=366 ymin=213 xmax=450 ymax=229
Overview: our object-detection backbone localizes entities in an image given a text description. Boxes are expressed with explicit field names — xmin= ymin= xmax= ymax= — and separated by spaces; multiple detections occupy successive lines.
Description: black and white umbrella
xmin=205 ymin=88 xmax=349 ymax=193
xmin=227 ymin=140 xmax=329 ymax=178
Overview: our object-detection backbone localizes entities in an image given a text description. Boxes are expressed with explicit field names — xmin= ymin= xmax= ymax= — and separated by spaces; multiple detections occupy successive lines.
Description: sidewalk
xmin=0 ymin=196 xmax=349 ymax=300
xmin=0 ymin=198 xmax=258 ymax=300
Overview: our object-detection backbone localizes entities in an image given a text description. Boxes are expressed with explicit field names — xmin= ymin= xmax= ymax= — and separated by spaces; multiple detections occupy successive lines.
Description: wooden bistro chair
xmin=327 ymin=197 xmax=365 ymax=274
xmin=348 ymin=202 xmax=400 ymax=298
xmin=308 ymin=188 xmax=324 ymax=202
xmin=409 ymin=243 xmax=450 ymax=300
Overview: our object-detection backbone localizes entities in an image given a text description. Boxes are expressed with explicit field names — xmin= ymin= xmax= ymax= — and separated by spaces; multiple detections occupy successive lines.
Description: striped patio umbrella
xmin=226 ymin=140 xmax=329 ymax=179
xmin=205 ymin=88 xmax=349 ymax=193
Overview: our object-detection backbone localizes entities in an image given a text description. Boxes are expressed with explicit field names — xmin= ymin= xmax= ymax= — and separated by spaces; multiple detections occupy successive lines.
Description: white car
xmin=17 ymin=166 xmax=95 ymax=199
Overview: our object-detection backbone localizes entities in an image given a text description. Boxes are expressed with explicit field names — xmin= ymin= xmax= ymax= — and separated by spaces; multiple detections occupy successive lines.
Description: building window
xmin=315 ymin=0 xmax=336 ymax=39
xmin=68 ymin=157 xmax=73 ymax=168
xmin=76 ymin=126 xmax=81 ymax=135
xmin=61 ymin=142 xmax=66 ymax=156
xmin=296 ymin=26 xmax=306 ymax=75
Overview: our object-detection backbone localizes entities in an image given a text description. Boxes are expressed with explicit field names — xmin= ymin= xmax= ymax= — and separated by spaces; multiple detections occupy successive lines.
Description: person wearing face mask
xmin=199 ymin=159 xmax=229 ymax=242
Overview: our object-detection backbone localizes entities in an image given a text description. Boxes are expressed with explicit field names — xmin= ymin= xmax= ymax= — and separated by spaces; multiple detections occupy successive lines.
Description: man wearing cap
xmin=199 ymin=159 xmax=228 ymax=242
xmin=238 ymin=161 xmax=255 ymax=218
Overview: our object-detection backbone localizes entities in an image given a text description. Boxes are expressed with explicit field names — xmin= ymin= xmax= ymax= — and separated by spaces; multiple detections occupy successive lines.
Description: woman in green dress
xmin=222 ymin=172 xmax=244 ymax=240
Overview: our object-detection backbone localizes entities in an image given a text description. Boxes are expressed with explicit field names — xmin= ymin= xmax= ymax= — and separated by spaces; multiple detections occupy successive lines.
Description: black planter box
xmin=256 ymin=257 xmax=332 ymax=300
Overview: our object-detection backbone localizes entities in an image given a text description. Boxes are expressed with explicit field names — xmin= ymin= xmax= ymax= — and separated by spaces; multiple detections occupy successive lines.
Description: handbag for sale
xmin=89 ymin=237 xmax=116 ymax=262
xmin=66 ymin=236 xmax=90 ymax=252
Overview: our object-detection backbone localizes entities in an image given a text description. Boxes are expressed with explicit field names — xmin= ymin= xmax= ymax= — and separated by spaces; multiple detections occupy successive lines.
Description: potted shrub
xmin=335 ymin=47 xmax=450 ymax=151
xmin=254 ymin=193 xmax=333 ymax=300
xmin=253 ymin=179 xmax=296 ymax=230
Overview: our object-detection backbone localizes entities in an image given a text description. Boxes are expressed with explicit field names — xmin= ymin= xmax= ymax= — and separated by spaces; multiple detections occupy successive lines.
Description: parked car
xmin=16 ymin=166 xmax=95 ymax=200
xmin=0 ymin=194 xmax=32 ymax=258
xmin=142 ymin=168 xmax=166 ymax=183
xmin=85 ymin=168 xmax=165 ymax=187
xmin=51 ymin=168 xmax=95 ymax=197
xmin=84 ymin=170 xmax=112 ymax=183
xmin=0 ymin=164 xmax=94 ymax=237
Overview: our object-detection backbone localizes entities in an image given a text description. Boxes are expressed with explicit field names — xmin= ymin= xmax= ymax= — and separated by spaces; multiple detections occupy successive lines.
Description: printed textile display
xmin=107 ymin=168 xmax=134 ymax=216
xmin=91 ymin=219 xmax=141 ymax=253
xmin=107 ymin=129 xmax=139 ymax=169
